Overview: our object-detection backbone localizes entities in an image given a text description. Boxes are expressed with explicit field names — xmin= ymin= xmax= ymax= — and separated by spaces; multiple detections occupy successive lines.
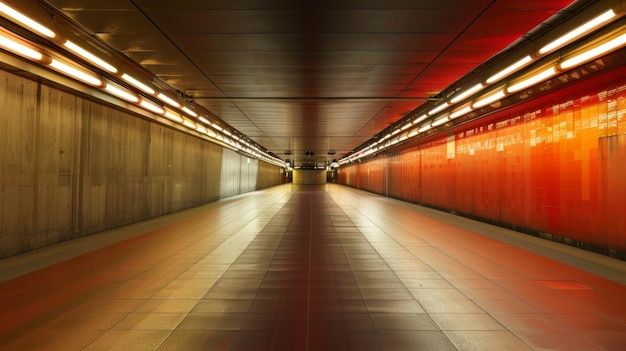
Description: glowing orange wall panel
xmin=339 ymin=67 xmax=626 ymax=255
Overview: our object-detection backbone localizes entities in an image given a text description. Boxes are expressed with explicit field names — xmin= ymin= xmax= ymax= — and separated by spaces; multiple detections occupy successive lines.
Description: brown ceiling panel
xmin=66 ymin=11 xmax=155 ymax=35
xmin=96 ymin=33 xmax=178 ymax=53
xmin=38 ymin=0 xmax=578 ymax=166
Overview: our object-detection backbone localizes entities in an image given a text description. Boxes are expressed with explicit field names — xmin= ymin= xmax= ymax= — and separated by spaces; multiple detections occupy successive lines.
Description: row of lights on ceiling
xmin=0 ymin=1 xmax=285 ymax=168
xmin=337 ymin=6 xmax=626 ymax=167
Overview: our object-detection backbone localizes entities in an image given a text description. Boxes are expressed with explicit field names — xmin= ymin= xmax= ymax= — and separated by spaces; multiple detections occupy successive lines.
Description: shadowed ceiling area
xmin=42 ymin=0 xmax=577 ymax=167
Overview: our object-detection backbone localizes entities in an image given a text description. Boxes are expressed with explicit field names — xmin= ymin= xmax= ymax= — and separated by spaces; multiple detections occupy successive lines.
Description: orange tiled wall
xmin=339 ymin=67 xmax=626 ymax=255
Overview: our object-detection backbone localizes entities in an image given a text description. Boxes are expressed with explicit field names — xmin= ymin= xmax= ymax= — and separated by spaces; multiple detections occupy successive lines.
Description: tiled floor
xmin=1 ymin=184 xmax=625 ymax=350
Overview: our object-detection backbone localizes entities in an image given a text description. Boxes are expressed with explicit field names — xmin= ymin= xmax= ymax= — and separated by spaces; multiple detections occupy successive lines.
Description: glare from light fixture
xmin=539 ymin=9 xmax=616 ymax=55
xmin=450 ymin=83 xmax=484 ymax=104
xmin=63 ymin=41 xmax=117 ymax=73
xmin=157 ymin=93 xmax=181 ymax=108
xmin=507 ymin=66 xmax=558 ymax=93
xmin=196 ymin=125 xmax=207 ymax=134
xmin=0 ymin=28 xmax=43 ymax=60
xmin=104 ymin=82 xmax=139 ymax=103
xmin=121 ymin=73 xmax=155 ymax=95
xmin=49 ymin=58 xmax=102 ymax=86
xmin=139 ymin=97 xmax=165 ymax=115
xmin=408 ymin=129 xmax=418 ymax=138
xmin=559 ymin=32 xmax=626 ymax=69
xmin=472 ymin=89 xmax=506 ymax=108
xmin=0 ymin=2 xmax=56 ymax=38
xmin=486 ymin=56 xmax=532 ymax=84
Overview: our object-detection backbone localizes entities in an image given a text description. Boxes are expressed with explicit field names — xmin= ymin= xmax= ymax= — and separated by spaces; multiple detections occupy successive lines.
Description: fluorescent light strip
xmin=0 ymin=29 xmax=43 ymax=60
xmin=450 ymin=105 xmax=473 ymax=119
xmin=427 ymin=102 xmax=450 ymax=116
xmin=49 ymin=58 xmax=102 ymax=86
xmin=198 ymin=116 xmax=211 ymax=124
xmin=0 ymin=2 xmax=56 ymax=38
xmin=539 ymin=9 xmax=616 ymax=55
xmin=560 ymin=32 xmax=626 ymax=69
xmin=431 ymin=115 xmax=450 ymax=127
xmin=164 ymin=110 xmax=183 ymax=122
xmin=139 ymin=98 xmax=165 ymax=115
xmin=104 ymin=82 xmax=139 ymax=103
xmin=472 ymin=89 xmax=506 ymax=108
xmin=507 ymin=66 xmax=558 ymax=93
xmin=418 ymin=124 xmax=432 ymax=133
xmin=211 ymin=123 xmax=223 ymax=131
xmin=408 ymin=129 xmax=419 ymax=138
xmin=401 ymin=123 xmax=412 ymax=130
xmin=450 ymin=83 xmax=484 ymax=104
xmin=413 ymin=114 xmax=428 ymax=124
xmin=183 ymin=119 xmax=196 ymax=129
xmin=121 ymin=73 xmax=155 ymax=95
xmin=157 ymin=93 xmax=181 ymax=108
xmin=182 ymin=106 xmax=198 ymax=117
xmin=196 ymin=125 xmax=207 ymax=134
xmin=63 ymin=41 xmax=117 ymax=73
xmin=486 ymin=55 xmax=532 ymax=84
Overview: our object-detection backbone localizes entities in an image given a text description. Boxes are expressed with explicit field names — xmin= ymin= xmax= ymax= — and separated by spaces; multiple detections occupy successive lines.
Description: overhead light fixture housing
xmin=450 ymin=83 xmax=484 ymax=104
xmin=486 ymin=56 xmax=533 ymax=84
xmin=63 ymin=40 xmax=117 ymax=73
xmin=539 ymin=9 xmax=617 ymax=55
xmin=0 ymin=2 xmax=56 ymax=39
xmin=49 ymin=58 xmax=102 ymax=86
xmin=472 ymin=88 xmax=507 ymax=109
xmin=0 ymin=26 xmax=43 ymax=61
xmin=104 ymin=82 xmax=139 ymax=103
xmin=121 ymin=73 xmax=155 ymax=95
xmin=559 ymin=31 xmax=626 ymax=70
xmin=507 ymin=66 xmax=559 ymax=93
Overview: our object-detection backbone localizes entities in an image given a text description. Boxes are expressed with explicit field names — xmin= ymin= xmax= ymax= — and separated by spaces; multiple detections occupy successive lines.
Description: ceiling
xmin=40 ymin=0 xmax=578 ymax=167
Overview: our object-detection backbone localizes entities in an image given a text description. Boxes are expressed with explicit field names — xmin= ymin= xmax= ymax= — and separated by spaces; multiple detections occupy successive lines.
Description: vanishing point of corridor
xmin=1 ymin=184 xmax=625 ymax=351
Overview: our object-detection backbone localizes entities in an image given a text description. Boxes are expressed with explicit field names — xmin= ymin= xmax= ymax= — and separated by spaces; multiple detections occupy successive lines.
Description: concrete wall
xmin=340 ymin=65 xmax=626 ymax=259
xmin=293 ymin=170 xmax=327 ymax=184
xmin=0 ymin=69 xmax=283 ymax=259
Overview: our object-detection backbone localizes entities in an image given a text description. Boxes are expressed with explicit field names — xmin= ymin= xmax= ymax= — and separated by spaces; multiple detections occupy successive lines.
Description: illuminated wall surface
xmin=0 ymin=69 xmax=284 ymax=258
xmin=339 ymin=67 xmax=626 ymax=257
